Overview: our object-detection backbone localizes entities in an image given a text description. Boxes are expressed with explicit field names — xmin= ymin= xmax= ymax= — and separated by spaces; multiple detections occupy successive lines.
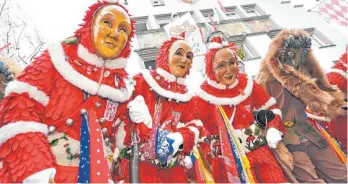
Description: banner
xmin=164 ymin=13 xmax=207 ymax=71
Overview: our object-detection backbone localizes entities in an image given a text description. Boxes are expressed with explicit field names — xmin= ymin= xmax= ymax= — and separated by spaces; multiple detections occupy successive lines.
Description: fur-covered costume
xmin=326 ymin=51 xmax=347 ymax=152
xmin=193 ymin=37 xmax=287 ymax=183
xmin=258 ymin=29 xmax=347 ymax=183
xmin=0 ymin=1 xmax=135 ymax=183
xmin=115 ymin=37 xmax=202 ymax=183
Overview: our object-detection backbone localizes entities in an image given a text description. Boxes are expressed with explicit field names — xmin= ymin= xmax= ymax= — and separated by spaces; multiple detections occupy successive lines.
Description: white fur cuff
xmin=5 ymin=80 xmax=50 ymax=106
xmin=0 ymin=121 xmax=48 ymax=146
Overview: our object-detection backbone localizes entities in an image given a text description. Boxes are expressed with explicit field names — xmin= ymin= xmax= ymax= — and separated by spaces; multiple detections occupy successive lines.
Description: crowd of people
xmin=0 ymin=1 xmax=346 ymax=183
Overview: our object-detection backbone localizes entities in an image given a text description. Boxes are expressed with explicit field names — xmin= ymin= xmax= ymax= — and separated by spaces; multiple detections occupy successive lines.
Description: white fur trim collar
xmin=330 ymin=68 xmax=347 ymax=79
xmin=255 ymin=97 xmax=276 ymax=111
xmin=156 ymin=68 xmax=186 ymax=85
xmin=0 ymin=121 xmax=48 ymax=146
xmin=48 ymin=43 xmax=133 ymax=102
xmin=77 ymin=44 xmax=128 ymax=69
xmin=141 ymin=70 xmax=193 ymax=102
xmin=5 ymin=80 xmax=50 ymax=106
xmin=207 ymin=41 xmax=229 ymax=49
xmin=206 ymin=77 xmax=239 ymax=90
xmin=306 ymin=112 xmax=331 ymax=122
xmin=196 ymin=76 xmax=254 ymax=106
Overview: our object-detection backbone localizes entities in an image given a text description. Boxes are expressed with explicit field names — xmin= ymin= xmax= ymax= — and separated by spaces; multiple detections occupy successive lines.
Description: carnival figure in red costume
xmin=193 ymin=31 xmax=288 ymax=183
xmin=326 ymin=50 xmax=348 ymax=153
xmin=115 ymin=33 xmax=203 ymax=183
xmin=0 ymin=1 xmax=136 ymax=182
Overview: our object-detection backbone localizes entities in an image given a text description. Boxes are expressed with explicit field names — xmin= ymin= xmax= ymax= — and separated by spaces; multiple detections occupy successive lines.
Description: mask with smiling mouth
xmin=91 ymin=5 xmax=132 ymax=60
xmin=167 ymin=40 xmax=193 ymax=77
xmin=205 ymin=31 xmax=240 ymax=86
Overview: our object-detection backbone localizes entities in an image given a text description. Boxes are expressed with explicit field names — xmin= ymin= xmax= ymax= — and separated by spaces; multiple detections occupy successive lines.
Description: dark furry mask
xmin=279 ymin=35 xmax=312 ymax=70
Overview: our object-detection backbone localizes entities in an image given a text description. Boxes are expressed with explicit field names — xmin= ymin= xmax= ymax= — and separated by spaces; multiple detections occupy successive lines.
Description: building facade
xmin=122 ymin=0 xmax=347 ymax=79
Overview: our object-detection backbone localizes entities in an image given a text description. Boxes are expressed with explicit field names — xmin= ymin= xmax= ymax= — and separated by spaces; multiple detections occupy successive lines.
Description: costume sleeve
xmin=251 ymin=82 xmax=285 ymax=133
xmin=0 ymin=50 xmax=56 ymax=182
xmin=176 ymin=97 xmax=206 ymax=153
xmin=114 ymin=74 xmax=151 ymax=149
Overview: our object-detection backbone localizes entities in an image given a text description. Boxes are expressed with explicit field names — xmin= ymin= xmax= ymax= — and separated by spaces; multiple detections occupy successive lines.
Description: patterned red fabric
xmin=327 ymin=57 xmax=347 ymax=93
xmin=0 ymin=133 xmax=56 ymax=182
xmin=0 ymin=42 xmax=131 ymax=182
xmin=246 ymin=146 xmax=288 ymax=183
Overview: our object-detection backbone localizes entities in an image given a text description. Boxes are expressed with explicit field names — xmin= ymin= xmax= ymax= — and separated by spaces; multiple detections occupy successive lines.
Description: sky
xmin=17 ymin=0 xmax=97 ymax=42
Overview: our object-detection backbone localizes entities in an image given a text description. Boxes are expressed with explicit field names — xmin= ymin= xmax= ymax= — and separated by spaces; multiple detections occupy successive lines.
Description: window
xmin=155 ymin=13 xmax=172 ymax=27
xmin=281 ymin=1 xmax=291 ymax=4
xmin=309 ymin=29 xmax=335 ymax=48
xmin=224 ymin=6 xmax=240 ymax=19
xmin=132 ymin=16 xmax=149 ymax=31
xmin=225 ymin=12 xmax=239 ymax=19
xmin=235 ymin=40 xmax=259 ymax=61
xmin=242 ymin=4 xmax=265 ymax=17
xmin=200 ymin=9 xmax=218 ymax=22
xmin=152 ymin=0 xmax=165 ymax=7
xmin=294 ymin=4 xmax=304 ymax=8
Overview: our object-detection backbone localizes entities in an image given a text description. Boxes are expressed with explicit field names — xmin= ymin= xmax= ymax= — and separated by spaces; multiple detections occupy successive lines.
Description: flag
xmin=318 ymin=0 xmax=347 ymax=26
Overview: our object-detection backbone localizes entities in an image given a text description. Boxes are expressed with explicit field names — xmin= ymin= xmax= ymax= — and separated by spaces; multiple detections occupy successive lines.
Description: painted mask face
xmin=168 ymin=40 xmax=193 ymax=77
xmin=213 ymin=48 xmax=238 ymax=85
xmin=92 ymin=5 xmax=131 ymax=60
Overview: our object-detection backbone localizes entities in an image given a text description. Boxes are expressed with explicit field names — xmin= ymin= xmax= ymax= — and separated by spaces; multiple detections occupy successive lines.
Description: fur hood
xmin=258 ymin=29 xmax=346 ymax=118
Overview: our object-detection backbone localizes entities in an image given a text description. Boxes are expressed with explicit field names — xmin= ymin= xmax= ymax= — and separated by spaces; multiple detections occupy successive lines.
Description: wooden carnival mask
xmin=92 ymin=5 xmax=131 ymax=60
xmin=168 ymin=40 xmax=193 ymax=77
xmin=213 ymin=48 xmax=238 ymax=86
xmin=280 ymin=35 xmax=312 ymax=70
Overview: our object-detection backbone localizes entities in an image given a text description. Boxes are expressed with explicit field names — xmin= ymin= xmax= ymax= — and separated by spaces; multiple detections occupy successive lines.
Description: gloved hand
xmin=253 ymin=110 xmax=275 ymax=129
xmin=266 ymin=127 xmax=283 ymax=149
xmin=127 ymin=95 xmax=152 ymax=128
xmin=166 ymin=132 xmax=184 ymax=157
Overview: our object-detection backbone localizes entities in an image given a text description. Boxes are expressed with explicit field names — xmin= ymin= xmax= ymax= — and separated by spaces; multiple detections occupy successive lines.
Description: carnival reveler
xmin=192 ymin=32 xmax=288 ymax=183
xmin=325 ymin=50 xmax=347 ymax=153
xmin=257 ymin=29 xmax=347 ymax=183
xmin=0 ymin=1 xmax=136 ymax=182
xmin=114 ymin=32 xmax=203 ymax=183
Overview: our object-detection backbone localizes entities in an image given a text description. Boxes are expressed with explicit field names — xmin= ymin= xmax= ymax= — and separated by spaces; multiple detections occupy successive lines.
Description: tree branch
xmin=0 ymin=0 xmax=7 ymax=17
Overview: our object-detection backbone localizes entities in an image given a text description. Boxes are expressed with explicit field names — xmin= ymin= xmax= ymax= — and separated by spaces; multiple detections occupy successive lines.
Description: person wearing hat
xmin=115 ymin=32 xmax=203 ymax=183
xmin=193 ymin=32 xmax=288 ymax=183
xmin=0 ymin=1 xmax=136 ymax=182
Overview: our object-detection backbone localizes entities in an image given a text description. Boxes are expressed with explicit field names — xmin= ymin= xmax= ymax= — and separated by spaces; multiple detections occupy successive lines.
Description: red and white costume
xmin=328 ymin=51 xmax=347 ymax=152
xmin=0 ymin=42 xmax=134 ymax=183
xmin=327 ymin=51 xmax=347 ymax=94
xmin=115 ymin=36 xmax=202 ymax=182
xmin=116 ymin=67 xmax=202 ymax=183
xmin=307 ymin=51 xmax=347 ymax=152
xmin=0 ymin=1 xmax=135 ymax=182
xmin=193 ymin=38 xmax=287 ymax=183
xmin=194 ymin=74 xmax=288 ymax=183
